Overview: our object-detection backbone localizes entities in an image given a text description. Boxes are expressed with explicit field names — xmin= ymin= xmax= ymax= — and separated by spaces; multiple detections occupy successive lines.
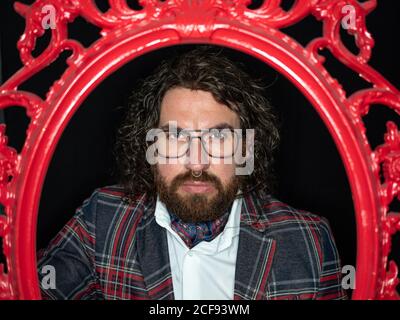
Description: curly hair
xmin=114 ymin=46 xmax=281 ymax=203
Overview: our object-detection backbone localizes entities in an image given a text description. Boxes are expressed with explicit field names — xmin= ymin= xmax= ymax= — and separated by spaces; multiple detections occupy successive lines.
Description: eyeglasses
xmin=153 ymin=128 xmax=241 ymax=158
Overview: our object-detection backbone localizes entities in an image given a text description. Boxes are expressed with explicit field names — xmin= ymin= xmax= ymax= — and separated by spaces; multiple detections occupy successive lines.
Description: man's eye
xmin=167 ymin=131 xmax=188 ymax=140
xmin=210 ymin=132 xmax=226 ymax=140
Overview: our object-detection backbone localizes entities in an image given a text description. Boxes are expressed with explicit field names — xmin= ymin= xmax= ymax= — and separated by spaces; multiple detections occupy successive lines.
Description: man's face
xmin=154 ymin=87 xmax=242 ymax=222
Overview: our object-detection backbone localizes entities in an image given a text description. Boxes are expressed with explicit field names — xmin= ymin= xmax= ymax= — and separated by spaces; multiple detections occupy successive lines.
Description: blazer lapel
xmin=135 ymin=197 xmax=175 ymax=300
xmin=135 ymin=191 xmax=276 ymax=300
xmin=234 ymin=192 xmax=277 ymax=300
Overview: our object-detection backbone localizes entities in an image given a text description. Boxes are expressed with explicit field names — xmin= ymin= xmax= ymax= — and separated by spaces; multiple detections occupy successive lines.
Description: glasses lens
xmin=204 ymin=128 xmax=237 ymax=157
xmin=156 ymin=130 xmax=190 ymax=158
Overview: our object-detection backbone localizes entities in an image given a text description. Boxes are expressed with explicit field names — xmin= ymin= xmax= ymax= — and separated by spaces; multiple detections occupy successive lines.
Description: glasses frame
xmin=155 ymin=128 xmax=242 ymax=159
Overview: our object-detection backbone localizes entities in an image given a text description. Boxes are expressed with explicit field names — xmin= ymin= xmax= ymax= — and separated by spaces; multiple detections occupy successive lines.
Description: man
xmin=37 ymin=46 xmax=347 ymax=300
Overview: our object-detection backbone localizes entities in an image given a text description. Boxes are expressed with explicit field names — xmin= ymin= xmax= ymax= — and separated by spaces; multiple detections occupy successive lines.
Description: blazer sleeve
xmin=37 ymin=191 xmax=103 ymax=300
xmin=315 ymin=217 xmax=348 ymax=300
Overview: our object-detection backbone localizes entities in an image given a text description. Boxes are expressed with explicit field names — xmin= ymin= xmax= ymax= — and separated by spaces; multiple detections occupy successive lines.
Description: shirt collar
xmin=155 ymin=193 xmax=242 ymax=254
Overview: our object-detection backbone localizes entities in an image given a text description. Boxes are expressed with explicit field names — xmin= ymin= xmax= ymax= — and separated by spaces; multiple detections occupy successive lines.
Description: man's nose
xmin=184 ymin=137 xmax=210 ymax=171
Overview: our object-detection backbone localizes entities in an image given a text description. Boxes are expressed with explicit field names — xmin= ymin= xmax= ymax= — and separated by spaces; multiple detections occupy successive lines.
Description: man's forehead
xmin=158 ymin=88 xmax=240 ymax=129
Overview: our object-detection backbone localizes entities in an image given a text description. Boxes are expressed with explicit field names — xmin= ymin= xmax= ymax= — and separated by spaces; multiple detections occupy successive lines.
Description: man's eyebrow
xmin=158 ymin=122 xmax=236 ymax=131
xmin=159 ymin=124 xmax=173 ymax=131
xmin=208 ymin=123 xmax=236 ymax=130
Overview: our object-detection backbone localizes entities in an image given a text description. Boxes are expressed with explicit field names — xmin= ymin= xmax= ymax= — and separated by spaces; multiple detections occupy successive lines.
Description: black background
xmin=1 ymin=0 xmax=399 ymax=298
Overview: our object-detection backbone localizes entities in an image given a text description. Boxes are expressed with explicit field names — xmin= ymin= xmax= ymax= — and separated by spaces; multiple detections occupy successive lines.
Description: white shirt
xmin=154 ymin=195 xmax=242 ymax=300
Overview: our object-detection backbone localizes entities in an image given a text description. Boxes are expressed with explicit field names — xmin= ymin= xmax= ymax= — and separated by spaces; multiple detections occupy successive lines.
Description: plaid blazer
xmin=37 ymin=185 xmax=347 ymax=300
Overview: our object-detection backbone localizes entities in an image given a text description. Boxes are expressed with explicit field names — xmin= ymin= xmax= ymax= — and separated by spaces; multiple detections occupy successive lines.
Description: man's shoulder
xmin=91 ymin=184 xmax=148 ymax=205
xmin=80 ymin=185 xmax=151 ymax=219
xmin=242 ymin=192 xmax=329 ymax=233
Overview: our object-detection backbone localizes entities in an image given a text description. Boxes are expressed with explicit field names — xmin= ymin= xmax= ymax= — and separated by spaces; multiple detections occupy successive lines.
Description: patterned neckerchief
xmin=169 ymin=208 xmax=232 ymax=249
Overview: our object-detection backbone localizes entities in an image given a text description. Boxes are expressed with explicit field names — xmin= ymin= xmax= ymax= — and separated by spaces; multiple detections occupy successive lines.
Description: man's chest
xmin=165 ymin=229 xmax=239 ymax=299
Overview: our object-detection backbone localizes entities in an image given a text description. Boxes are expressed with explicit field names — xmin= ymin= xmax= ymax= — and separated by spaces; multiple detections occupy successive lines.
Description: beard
xmin=153 ymin=167 xmax=241 ymax=223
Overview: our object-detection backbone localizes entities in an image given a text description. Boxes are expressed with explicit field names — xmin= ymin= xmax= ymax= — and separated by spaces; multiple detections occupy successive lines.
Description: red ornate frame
xmin=0 ymin=0 xmax=399 ymax=300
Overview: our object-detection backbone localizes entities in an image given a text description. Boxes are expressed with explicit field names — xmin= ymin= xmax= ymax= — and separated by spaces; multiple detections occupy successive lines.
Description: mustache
xmin=171 ymin=171 xmax=221 ymax=189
